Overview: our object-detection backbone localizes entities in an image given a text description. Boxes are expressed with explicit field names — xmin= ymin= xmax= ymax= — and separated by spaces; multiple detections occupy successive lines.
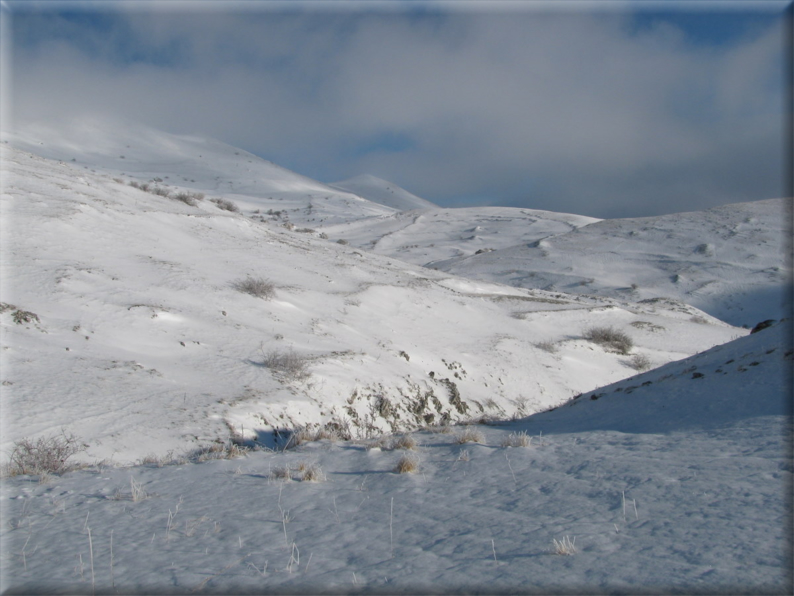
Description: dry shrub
xmin=583 ymin=326 xmax=633 ymax=355
xmin=211 ymin=198 xmax=240 ymax=212
xmin=262 ymin=349 xmax=310 ymax=381
xmin=535 ymin=340 xmax=558 ymax=354
xmin=628 ymin=353 xmax=652 ymax=372
xmin=232 ymin=277 xmax=275 ymax=299
xmin=6 ymin=433 xmax=87 ymax=476
xmin=390 ymin=434 xmax=418 ymax=451
xmin=394 ymin=454 xmax=419 ymax=474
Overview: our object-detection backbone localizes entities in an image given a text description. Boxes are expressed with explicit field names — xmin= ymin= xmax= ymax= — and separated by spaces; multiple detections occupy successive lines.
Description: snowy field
xmin=1 ymin=120 xmax=791 ymax=593
xmin=1 ymin=321 xmax=790 ymax=594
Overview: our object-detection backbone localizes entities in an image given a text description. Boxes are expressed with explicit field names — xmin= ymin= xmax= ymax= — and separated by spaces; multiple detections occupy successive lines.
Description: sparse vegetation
xmin=261 ymin=348 xmax=310 ymax=381
xmin=628 ymin=353 xmax=652 ymax=372
xmin=583 ymin=326 xmax=633 ymax=355
xmin=535 ymin=340 xmax=558 ymax=354
xmin=299 ymin=463 xmax=325 ymax=482
xmin=5 ymin=432 xmax=87 ymax=476
xmin=11 ymin=309 xmax=40 ymax=325
xmin=501 ymin=431 xmax=531 ymax=448
xmin=394 ymin=454 xmax=420 ymax=474
xmin=232 ymin=277 xmax=275 ymax=299
xmin=454 ymin=426 xmax=485 ymax=445
xmin=552 ymin=535 xmax=577 ymax=555
xmin=212 ymin=198 xmax=240 ymax=212
xmin=172 ymin=191 xmax=204 ymax=207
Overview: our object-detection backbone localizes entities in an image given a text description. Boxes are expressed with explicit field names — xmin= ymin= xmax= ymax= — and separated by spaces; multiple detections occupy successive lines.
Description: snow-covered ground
xmin=1 ymin=321 xmax=789 ymax=594
xmin=1 ymin=119 xmax=790 ymax=593
xmin=430 ymin=200 xmax=791 ymax=328
xmin=0 ymin=138 xmax=745 ymax=465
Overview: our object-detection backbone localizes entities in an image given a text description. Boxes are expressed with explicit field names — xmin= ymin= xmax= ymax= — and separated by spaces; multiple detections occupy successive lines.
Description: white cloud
xmin=9 ymin=6 xmax=786 ymax=216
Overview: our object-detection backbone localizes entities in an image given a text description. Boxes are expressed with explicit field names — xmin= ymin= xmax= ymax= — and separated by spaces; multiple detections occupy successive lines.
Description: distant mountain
xmin=328 ymin=174 xmax=438 ymax=211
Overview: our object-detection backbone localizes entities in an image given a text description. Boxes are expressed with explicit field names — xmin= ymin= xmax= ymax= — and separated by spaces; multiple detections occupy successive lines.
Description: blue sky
xmin=5 ymin=1 xmax=790 ymax=218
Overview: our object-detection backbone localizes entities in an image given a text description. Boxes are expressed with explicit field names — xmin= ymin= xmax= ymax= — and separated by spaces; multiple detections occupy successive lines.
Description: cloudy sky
xmin=5 ymin=1 xmax=790 ymax=218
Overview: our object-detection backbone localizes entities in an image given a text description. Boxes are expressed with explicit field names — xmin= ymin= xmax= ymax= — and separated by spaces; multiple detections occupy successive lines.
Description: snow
xmin=0 ymin=118 xmax=791 ymax=593
xmin=328 ymin=174 xmax=438 ymax=211
xmin=1 ymin=323 xmax=790 ymax=594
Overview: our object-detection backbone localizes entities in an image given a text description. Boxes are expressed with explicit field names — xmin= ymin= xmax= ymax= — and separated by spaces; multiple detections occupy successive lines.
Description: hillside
xmin=0 ymin=143 xmax=742 ymax=465
xmin=428 ymin=199 xmax=791 ymax=327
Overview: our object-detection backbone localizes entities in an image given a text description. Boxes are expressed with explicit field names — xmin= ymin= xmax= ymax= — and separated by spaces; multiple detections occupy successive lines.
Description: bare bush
xmin=150 ymin=187 xmax=170 ymax=197
xmin=173 ymin=192 xmax=198 ymax=207
xmin=211 ymin=198 xmax=240 ymax=212
xmin=535 ymin=340 xmax=558 ymax=354
xmin=6 ymin=433 xmax=87 ymax=476
xmin=583 ymin=326 xmax=633 ymax=355
xmin=628 ymin=353 xmax=652 ymax=372
xmin=232 ymin=277 xmax=275 ymax=299
xmin=262 ymin=348 xmax=310 ymax=381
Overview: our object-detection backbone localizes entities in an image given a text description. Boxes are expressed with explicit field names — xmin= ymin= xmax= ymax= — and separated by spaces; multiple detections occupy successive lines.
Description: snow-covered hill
xmin=3 ymin=118 xmax=398 ymax=227
xmin=328 ymin=174 xmax=438 ymax=211
xmin=423 ymin=200 xmax=791 ymax=328
xmin=1 ymin=321 xmax=789 ymax=594
xmin=320 ymin=205 xmax=598 ymax=265
xmin=0 ymin=142 xmax=743 ymax=465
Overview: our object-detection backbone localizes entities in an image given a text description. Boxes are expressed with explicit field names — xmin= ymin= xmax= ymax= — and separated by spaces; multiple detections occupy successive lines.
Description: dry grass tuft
xmin=552 ymin=535 xmax=577 ymax=555
xmin=501 ymin=431 xmax=532 ymax=448
xmin=394 ymin=454 xmax=420 ymax=474
xmin=390 ymin=434 xmax=418 ymax=451
xmin=300 ymin=464 xmax=325 ymax=482
xmin=454 ymin=426 xmax=485 ymax=445
xmin=270 ymin=465 xmax=292 ymax=481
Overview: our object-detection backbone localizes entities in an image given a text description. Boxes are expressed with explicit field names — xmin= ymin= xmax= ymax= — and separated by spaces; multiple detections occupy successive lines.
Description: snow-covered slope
xmin=320 ymin=206 xmax=599 ymax=265
xmin=429 ymin=200 xmax=791 ymax=327
xmin=1 ymin=321 xmax=789 ymax=594
xmin=0 ymin=144 xmax=743 ymax=465
xmin=328 ymin=174 xmax=438 ymax=211
xmin=3 ymin=117 xmax=398 ymax=227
